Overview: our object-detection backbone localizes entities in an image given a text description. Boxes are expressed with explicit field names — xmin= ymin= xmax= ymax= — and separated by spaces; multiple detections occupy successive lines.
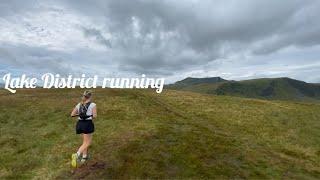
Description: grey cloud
xmin=66 ymin=0 xmax=320 ymax=70
xmin=82 ymin=27 xmax=112 ymax=48
xmin=1 ymin=0 xmax=320 ymax=82
xmin=0 ymin=43 xmax=72 ymax=75
xmin=0 ymin=0 xmax=39 ymax=16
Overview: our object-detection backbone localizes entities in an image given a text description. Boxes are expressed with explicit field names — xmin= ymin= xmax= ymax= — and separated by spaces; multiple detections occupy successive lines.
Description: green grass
xmin=0 ymin=88 xmax=320 ymax=179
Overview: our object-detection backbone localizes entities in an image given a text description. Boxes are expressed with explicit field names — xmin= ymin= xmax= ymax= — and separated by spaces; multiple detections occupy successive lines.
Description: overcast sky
xmin=0 ymin=0 xmax=320 ymax=83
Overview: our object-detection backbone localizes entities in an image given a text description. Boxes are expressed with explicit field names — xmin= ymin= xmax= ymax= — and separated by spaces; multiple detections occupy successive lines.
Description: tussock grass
xmin=0 ymin=89 xmax=319 ymax=179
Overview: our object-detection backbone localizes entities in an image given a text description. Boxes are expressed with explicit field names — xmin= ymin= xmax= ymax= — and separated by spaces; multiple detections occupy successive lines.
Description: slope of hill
xmin=166 ymin=77 xmax=227 ymax=94
xmin=215 ymin=78 xmax=320 ymax=101
xmin=168 ymin=77 xmax=320 ymax=101
xmin=0 ymin=89 xmax=320 ymax=179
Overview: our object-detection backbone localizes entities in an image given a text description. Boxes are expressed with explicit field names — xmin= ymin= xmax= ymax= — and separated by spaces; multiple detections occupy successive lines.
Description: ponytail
xmin=81 ymin=90 xmax=92 ymax=104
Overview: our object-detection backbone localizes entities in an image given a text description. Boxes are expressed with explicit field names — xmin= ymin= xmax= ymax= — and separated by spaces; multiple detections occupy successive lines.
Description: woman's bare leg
xmin=77 ymin=134 xmax=87 ymax=155
xmin=82 ymin=134 xmax=92 ymax=157
xmin=77 ymin=134 xmax=92 ymax=156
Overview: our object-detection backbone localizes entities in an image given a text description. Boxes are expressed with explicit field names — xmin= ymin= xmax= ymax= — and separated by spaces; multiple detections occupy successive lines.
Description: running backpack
xmin=79 ymin=102 xmax=91 ymax=120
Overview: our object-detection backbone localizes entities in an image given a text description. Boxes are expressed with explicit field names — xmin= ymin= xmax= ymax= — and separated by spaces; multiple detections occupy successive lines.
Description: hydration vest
xmin=79 ymin=102 xmax=92 ymax=120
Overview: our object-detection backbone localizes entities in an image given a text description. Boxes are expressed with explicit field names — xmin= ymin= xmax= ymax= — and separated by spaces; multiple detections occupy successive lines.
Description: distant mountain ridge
xmin=166 ymin=77 xmax=227 ymax=94
xmin=167 ymin=77 xmax=320 ymax=101
xmin=175 ymin=77 xmax=227 ymax=85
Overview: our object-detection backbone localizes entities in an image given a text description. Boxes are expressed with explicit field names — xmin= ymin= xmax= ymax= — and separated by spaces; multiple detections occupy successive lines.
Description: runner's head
xmin=82 ymin=90 xmax=92 ymax=102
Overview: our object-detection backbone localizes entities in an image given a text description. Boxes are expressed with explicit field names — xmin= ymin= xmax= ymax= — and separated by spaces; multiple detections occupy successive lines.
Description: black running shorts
xmin=76 ymin=120 xmax=95 ymax=134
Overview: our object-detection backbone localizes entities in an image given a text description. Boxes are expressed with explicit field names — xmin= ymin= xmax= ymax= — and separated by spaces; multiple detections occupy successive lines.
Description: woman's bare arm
xmin=71 ymin=107 xmax=78 ymax=117
xmin=92 ymin=106 xmax=97 ymax=119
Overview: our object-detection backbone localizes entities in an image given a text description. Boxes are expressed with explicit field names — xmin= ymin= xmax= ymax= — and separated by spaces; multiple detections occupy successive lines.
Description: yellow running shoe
xmin=71 ymin=153 xmax=78 ymax=168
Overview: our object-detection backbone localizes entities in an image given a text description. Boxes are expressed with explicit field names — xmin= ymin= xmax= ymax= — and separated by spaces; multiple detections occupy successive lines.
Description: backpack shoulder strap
xmin=85 ymin=102 xmax=91 ymax=110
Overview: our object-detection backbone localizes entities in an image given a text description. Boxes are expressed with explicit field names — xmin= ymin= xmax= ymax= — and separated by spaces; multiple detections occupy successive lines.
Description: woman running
xmin=70 ymin=90 xmax=97 ymax=167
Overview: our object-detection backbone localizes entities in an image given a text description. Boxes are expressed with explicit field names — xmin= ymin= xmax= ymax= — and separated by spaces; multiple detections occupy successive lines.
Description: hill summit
xmin=175 ymin=77 xmax=227 ymax=85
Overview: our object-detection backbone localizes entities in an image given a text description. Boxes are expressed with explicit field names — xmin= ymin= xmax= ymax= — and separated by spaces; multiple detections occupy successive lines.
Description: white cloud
xmin=0 ymin=5 xmax=108 ymax=52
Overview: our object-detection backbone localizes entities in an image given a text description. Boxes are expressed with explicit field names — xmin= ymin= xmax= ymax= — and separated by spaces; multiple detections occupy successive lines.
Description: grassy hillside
xmin=0 ymin=89 xmax=320 ymax=179
xmin=166 ymin=77 xmax=227 ymax=94
xmin=215 ymin=78 xmax=320 ymax=101
xmin=168 ymin=77 xmax=320 ymax=101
